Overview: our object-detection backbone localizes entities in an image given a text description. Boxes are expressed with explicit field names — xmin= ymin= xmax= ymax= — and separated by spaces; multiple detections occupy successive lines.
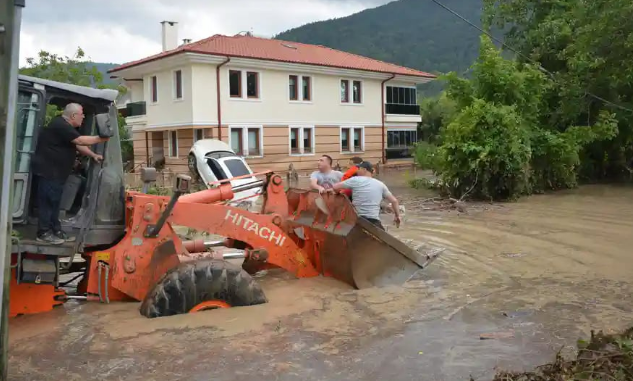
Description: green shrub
xmin=435 ymin=99 xmax=532 ymax=200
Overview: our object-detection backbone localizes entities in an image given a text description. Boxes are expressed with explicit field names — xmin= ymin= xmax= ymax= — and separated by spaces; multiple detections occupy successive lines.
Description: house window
xmin=341 ymin=127 xmax=363 ymax=153
xmin=151 ymin=75 xmax=158 ymax=103
xmin=341 ymin=80 xmax=349 ymax=103
xmin=174 ymin=70 xmax=183 ymax=99
xmin=302 ymin=77 xmax=311 ymax=101
xmin=229 ymin=70 xmax=241 ymax=98
xmin=289 ymin=75 xmax=298 ymax=100
xmin=193 ymin=128 xmax=204 ymax=142
xmin=247 ymin=128 xmax=261 ymax=156
xmin=230 ymin=128 xmax=243 ymax=155
xmin=385 ymin=86 xmax=419 ymax=115
xmin=289 ymin=75 xmax=311 ymax=102
xmin=290 ymin=128 xmax=300 ymax=154
xmin=230 ymin=126 xmax=263 ymax=157
xmin=352 ymin=81 xmax=362 ymax=104
xmin=168 ymin=130 xmax=178 ymax=157
xmin=387 ymin=130 xmax=418 ymax=148
xmin=387 ymin=130 xmax=418 ymax=159
xmin=246 ymin=72 xmax=259 ymax=98
xmin=289 ymin=126 xmax=315 ymax=155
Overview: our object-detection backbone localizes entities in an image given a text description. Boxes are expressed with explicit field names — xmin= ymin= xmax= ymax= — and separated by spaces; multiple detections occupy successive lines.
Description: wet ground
xmin=8 ymin=172 xmax=633 ymax=380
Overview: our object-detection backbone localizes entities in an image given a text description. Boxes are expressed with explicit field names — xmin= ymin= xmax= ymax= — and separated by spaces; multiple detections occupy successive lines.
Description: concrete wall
xmin=143 ymin=66 xmax=194 ymax=127
xmin=217 ymin=65 xmax=383 ymax=126
xmin=191 ymin=64 xmax=218 ymax=124
xmin=128 ymin=61 xmax=421 ymax=175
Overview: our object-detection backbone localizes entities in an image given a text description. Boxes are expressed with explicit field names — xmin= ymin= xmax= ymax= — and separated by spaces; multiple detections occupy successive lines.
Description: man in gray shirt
xmin=310 ymin=154 xmax=343 ymax=194
xmin=332 ymin=161 xmax=401 ymax=230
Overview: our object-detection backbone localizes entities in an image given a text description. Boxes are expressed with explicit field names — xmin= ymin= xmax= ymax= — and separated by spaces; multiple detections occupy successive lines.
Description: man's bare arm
xmin=385 ymin=194 xmax=400 ymax=215
xmin=332 ymin=182 xmax=346 ymax=191
xmin=76 ymin=145 xmax=99 ymax=159
xmin=72 ymin=135 xmax=108 ymax=146
xmin=310 ymin=178 xmax=325 ymax=193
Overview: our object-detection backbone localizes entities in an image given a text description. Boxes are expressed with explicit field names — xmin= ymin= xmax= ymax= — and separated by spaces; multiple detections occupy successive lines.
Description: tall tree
xmin=427 ymin=35 xmax=617 ymax=200
xmin=484 ymin=0 xmax=633 ymax=180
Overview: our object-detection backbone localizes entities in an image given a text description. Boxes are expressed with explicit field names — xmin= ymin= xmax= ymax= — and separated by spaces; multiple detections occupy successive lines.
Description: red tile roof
xmin=108 ymin=34 xmax=435 ymax=78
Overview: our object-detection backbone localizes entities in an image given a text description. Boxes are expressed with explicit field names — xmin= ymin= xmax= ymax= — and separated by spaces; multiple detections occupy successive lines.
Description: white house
xmin=108 ymin=21 xmax=435 ymax=174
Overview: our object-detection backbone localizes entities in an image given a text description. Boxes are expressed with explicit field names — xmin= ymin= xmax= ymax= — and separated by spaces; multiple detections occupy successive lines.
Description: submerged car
xmin=188 ymin=139 xmax=261 ymax=208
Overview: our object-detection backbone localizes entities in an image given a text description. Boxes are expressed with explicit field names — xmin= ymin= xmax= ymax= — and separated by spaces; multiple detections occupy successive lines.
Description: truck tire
xmin=140 ymin=259 xmax=267 ymax=318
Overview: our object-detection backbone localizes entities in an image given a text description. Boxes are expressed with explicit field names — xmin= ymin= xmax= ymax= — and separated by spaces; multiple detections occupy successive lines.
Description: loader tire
xmin=139 ymin=259 xmax=267 ymax=318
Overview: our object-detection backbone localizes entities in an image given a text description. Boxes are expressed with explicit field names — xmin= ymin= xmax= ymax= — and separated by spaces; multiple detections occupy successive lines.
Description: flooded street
xmin=8 ymin=172 xmax=633 ymax=381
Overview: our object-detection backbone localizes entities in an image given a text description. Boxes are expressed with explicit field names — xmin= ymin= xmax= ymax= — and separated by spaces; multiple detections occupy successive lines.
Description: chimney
xmin=182 ymin=38 xmax=192 ymax=45
xmin=161 ymin=21 xmax=178 ymax=52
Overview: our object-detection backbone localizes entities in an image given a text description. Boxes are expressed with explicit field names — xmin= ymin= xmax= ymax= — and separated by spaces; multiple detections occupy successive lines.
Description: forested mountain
xmin=276 ymin=0 xmax=483 ymax=83
xmin=90 ymin=62 xmax=119 ymax=85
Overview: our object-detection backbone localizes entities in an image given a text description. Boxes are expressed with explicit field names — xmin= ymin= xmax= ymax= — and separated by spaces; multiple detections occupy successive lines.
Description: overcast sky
xmin=19 ymin=0 xmax=391 ymax=66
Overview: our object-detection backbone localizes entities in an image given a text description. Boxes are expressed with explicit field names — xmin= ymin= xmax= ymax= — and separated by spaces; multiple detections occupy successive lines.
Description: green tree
xmin=484 ymin=0 xmax=633 ymax=180
xmin=19 ymin=47 xmax=133 ymax=165
xmin=420 ymin=35 xmax=617 ymax=200
xmin=418 ymin=94 xmax=456 ymax=144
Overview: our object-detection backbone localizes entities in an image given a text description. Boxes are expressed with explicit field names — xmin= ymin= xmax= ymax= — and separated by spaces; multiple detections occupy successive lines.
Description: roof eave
xmin=108 ymin=48 xmax=436 ymax=81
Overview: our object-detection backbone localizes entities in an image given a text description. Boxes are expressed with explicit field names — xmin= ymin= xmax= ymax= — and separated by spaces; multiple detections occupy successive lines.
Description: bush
xmin=435 ymin=99 xmax=532 ymax=200
xmin=413 ymin=141 xmax=440 ymax=170
xmin=411 ymin=35 xmax=618 ymax=201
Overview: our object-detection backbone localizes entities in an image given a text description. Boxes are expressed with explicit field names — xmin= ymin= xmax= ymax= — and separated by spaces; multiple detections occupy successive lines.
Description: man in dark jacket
xmin=31 ymin=103 xmax=109 ymax=244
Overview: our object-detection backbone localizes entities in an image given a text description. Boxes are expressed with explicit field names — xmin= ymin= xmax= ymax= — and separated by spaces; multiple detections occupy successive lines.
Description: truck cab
xmin=11 ymin=75 xmax=126 ymax=263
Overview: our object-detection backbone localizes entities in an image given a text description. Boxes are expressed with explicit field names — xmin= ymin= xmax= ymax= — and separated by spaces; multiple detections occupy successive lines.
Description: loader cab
xmin=11 ymin=75 xmax=126 ymax=257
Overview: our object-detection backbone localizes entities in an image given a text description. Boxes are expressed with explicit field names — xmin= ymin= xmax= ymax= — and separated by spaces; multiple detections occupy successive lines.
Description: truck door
xmin=12 ymin=86 xmax=44 ymax=224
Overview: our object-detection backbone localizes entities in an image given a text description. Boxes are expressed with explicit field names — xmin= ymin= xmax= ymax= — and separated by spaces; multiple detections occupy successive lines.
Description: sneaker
xmin=55 ymin=230 xmax=76 ymax=242
xmin=36 ymin=232 xmax=64 ymax=245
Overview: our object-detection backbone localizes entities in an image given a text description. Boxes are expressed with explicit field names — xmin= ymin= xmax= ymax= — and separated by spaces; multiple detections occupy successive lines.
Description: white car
xmin=188 ymin=139 xmax=262 ymax=208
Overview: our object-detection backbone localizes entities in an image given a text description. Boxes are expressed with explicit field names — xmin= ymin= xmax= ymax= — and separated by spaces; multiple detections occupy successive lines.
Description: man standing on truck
xmin=332 ymin=161 xmax=401 ymax=230
xmin=31 ymin=103 xmax=109 ymax=245
xmin=310 ymin=154 xmax=343 ymax=194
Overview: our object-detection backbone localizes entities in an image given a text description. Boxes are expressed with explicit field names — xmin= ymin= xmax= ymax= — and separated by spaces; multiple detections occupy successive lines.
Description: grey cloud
xmin=23 ymin=0 xmax=393 ymax=40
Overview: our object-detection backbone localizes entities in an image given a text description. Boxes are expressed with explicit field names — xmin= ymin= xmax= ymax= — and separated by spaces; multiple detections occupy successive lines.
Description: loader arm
xmin=94 ymin=173 xmax=319 ymax=302
xmin=83 ymin=171 xmax=436 ymax=307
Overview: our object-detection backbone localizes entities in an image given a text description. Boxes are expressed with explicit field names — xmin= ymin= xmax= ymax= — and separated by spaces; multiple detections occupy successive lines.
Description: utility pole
xmin=0 ymin=1 xmax=25 ymax=379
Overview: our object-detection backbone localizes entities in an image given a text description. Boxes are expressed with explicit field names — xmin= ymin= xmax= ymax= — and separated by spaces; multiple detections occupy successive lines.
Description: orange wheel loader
xmin=7 ymin=76 xmax=442 ymax=319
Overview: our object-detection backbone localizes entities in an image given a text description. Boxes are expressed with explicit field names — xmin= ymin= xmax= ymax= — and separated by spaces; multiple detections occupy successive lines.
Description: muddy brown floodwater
xmin=8 ymin=172 xmax=633 ymax=381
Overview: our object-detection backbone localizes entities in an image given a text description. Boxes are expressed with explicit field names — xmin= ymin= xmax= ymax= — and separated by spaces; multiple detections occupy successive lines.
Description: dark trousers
xmin=363 ymin=217 xmax=385 ymax=231
xmin=36 ymin=176 xmax=65 ymax=236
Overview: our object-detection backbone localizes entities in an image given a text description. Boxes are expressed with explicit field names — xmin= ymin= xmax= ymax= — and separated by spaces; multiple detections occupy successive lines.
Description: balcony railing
xmin=385 ymin=103 xmax=420 ymax=115
xmin=126 ymin=101 xmax=146 ymax=117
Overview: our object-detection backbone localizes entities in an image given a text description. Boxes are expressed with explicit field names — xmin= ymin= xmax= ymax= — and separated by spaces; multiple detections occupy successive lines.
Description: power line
xmin=429 ymin=0 xmax=633 ymax=114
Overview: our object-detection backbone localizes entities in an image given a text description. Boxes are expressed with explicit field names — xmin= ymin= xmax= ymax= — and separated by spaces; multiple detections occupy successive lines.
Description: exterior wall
xmin=190 ymin=64 xmax=219 ymax=125
xmin=127 ymin=81 xmax=144 ymax=102
xmin=132 ymin=131 xmax=148 ymax=166
xmin=218 ymin=65 xmax=383 ymax=126
xmin=144 ymin=66 xmax=194 ymax=127
xmin=218 ymin=125 xmax=383 ymax=174
xmin=127 ymin=59 xmax=425 ymax=176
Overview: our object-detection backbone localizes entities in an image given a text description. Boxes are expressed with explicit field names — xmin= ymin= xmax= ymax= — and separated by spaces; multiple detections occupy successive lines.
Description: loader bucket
xmin=286 ymin=189 xmax=437 ymax=289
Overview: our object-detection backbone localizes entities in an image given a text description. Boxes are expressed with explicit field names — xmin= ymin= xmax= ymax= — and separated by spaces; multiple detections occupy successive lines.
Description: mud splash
xmin=8 ymin=173 xmax=633 ymax=381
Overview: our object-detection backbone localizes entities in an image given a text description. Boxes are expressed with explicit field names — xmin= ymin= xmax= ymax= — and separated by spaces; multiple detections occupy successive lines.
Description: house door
xmin=12 ymin=87 xmax=44 ymax=224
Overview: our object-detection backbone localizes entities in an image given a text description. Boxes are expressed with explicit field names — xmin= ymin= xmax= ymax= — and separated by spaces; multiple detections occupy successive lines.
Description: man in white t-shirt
xmin=332 ymin=161 xmax=401 ymax=230
xmin=309 ymin=154 xmax=343 ymax=194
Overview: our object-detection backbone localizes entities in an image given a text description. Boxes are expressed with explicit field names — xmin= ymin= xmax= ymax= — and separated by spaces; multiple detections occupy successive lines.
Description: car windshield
xmin=223 ymin=158 xmax=251 ymax=177
xmin=206 ymin=158 xmax=228 ymax=180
